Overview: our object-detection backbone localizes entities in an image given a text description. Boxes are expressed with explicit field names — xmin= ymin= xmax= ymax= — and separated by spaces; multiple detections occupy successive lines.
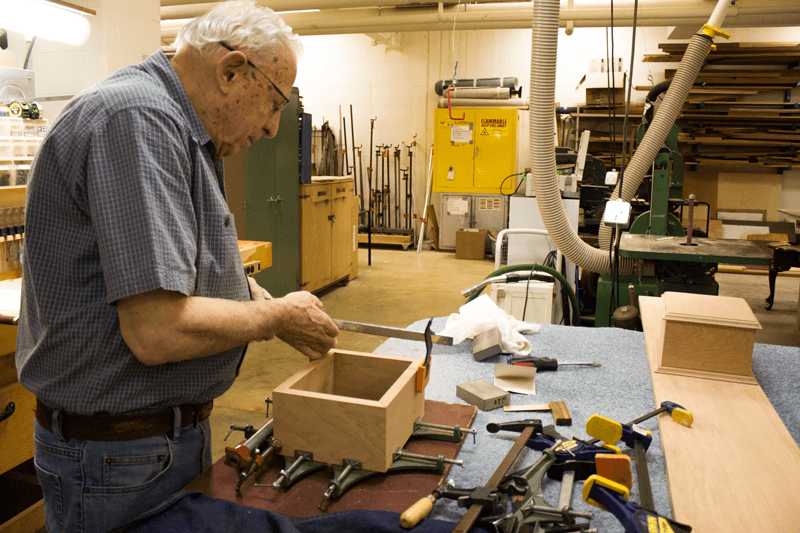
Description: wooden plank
xmin=679 ymin=136 xmax=797 ymax=147
xmin=659 ymin=42 xmax=800 ymax=53
xmin=689 ymin=159 xmax=794 ymax=170
xmin=0 ymin=499 xmax=44 ymax=533
xmin=548 ymin=401 xmax=571 ymax=426
xmin=640 ymin=297 xmax=800 ymax=533
xmin=357 ymin=232 xmax=414 ymax=248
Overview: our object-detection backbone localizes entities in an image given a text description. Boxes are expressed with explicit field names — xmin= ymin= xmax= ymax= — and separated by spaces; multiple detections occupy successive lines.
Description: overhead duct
xmin=160 ymin=1 xmax=800 ymax=40
xmin=528 ymin=0 xmax=731 ymax=275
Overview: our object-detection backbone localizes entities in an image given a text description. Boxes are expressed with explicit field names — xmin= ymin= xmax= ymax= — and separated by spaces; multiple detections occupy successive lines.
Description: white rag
xmin=439 ymin=294 xmax=540 ymax=356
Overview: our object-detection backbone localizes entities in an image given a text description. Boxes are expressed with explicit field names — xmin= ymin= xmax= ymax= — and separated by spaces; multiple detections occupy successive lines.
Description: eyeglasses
xmin=219 ymin=41 xmax=290 ymax=113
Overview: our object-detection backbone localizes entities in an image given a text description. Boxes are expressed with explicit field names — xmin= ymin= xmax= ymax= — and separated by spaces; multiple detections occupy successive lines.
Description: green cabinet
xmin=225 ymin=88 xmax=302 ymax=297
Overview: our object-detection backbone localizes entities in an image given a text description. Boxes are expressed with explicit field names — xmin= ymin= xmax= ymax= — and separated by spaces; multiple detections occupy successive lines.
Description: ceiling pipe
xmin=161 ymin=0 xmax=523 ymax=20
xmin=161 ymin=2 xmax=800 ymax=41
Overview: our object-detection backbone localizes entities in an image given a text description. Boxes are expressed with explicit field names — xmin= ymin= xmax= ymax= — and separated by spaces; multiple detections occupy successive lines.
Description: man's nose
xmin=263 ymin=112 xmax=282 ymax=139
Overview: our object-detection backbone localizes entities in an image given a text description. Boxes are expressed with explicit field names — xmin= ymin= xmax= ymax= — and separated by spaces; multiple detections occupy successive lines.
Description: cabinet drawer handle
xmin=0 ymin=402 xmax=15 ymax=423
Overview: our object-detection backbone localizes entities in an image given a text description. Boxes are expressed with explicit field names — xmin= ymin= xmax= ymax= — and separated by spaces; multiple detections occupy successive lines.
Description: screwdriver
xmin=510 ymin=356 xmax=600 ymax=371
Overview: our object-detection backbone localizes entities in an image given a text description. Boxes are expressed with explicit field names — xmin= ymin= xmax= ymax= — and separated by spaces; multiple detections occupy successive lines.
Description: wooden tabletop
xmin=186 ymin=400 xmax=476 ymax=518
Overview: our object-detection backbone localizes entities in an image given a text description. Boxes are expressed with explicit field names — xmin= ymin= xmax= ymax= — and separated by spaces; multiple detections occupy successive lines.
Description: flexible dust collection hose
xmin=596 ymin=32 xmax=713 ymax=257
xmin=528 ymin=0 xmax=729 ymax=275
xmin=464 ymin=264 xmax=580 ymax=328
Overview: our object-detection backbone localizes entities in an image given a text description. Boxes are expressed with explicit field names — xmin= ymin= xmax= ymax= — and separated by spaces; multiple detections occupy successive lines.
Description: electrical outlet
xmin=605 ymin=170 xmax=619 ymax=186
xmin=603 ymin=200 xmax=631 ymax=227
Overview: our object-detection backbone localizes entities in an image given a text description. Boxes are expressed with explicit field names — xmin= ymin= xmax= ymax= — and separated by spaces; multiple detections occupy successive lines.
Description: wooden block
xmin=595 ymin=454 xmax=632 ymax=490
xmin=472 ymin=327 xmax=503 ymax=361
xmin=657 ymin=292 xmax=761 ymax=384
xmin=456 ymin=379 xmax=510 ymax=412
xmin=640 ymin=296 xmax=800 ymax=532
xmin=549 ymin=401 xmax=572 ymax=426
xmin=272 ymin=349 xmax=425 ymax=473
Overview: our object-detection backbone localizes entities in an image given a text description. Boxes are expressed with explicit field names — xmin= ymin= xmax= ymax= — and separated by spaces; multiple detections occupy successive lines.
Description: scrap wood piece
xmin=503 ymin=401 xmax=572 ymax=426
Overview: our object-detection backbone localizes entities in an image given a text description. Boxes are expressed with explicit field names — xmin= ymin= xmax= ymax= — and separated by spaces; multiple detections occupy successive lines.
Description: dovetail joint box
xmin=272 ymin=349 xmax=425 ymax=473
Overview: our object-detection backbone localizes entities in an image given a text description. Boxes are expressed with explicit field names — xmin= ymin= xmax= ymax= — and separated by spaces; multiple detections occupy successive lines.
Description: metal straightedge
xmin=412 ymin=417 xmax=477 ymax=443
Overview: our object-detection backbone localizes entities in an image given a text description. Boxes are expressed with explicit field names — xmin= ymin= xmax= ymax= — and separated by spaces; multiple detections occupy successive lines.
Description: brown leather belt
xmin=35 ymin=399 xmax=213 ymax=441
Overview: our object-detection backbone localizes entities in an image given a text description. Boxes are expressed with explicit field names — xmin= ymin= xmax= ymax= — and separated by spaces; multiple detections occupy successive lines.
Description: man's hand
xmin=247 ymin=277 xmax=275 ymax=341
xmin=247 ymin=276 xmax=272 ymax=301
xmin=270 ymin=291 xmax=339 ymax=360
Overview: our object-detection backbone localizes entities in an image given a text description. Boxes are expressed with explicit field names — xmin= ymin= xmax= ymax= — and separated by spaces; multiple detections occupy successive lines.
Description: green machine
xmin=594 ymin=123 xmax=771 ymax=328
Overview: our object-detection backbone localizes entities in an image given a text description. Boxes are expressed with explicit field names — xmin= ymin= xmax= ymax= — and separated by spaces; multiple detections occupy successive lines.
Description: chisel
xmin=332 ymin=319 xmax=453 ymax=346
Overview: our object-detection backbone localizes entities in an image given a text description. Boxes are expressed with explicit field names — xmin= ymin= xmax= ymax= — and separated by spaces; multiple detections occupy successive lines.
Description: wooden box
xmin=272 ymin=349 xmax=425 ymax=473
xmin=656 ymin=292 xmax=761 ymax=384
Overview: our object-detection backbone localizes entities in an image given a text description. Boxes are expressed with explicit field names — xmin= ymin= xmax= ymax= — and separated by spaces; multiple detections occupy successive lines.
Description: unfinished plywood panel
xmin=657 ymin=292 xmax=761 ymax=384
xmin=272 ymin=349 xmax=425 ymax=473
xmin=641 ymin=296 xmax=800 ymax=533
xmin=717 ymin=172 xmax=782 ymax=223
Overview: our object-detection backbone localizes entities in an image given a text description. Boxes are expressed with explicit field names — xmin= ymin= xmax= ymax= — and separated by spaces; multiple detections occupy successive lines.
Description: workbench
xmin=372 ymin=317 xmax=800 ymax=532
xmin=170 ymin=315 xmax=800 ymax=532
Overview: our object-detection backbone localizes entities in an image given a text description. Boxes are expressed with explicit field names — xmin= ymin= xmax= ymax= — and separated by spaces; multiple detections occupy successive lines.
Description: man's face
xmin=213 ymin=46 xmax=297 ymax=158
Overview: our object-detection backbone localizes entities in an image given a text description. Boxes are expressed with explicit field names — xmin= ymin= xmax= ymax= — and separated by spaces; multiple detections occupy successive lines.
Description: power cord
xmin=500 ymin=172 xmax=527 ymax=199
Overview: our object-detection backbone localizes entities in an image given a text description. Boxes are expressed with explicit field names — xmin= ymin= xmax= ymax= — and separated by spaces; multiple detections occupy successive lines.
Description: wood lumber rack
xmin=639 ymin=42 xmax=800 ymax=173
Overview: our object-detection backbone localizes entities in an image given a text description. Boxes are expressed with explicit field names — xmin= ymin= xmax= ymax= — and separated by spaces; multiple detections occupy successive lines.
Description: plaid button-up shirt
xmin=17 ymin=51 xmax=250 ymax=415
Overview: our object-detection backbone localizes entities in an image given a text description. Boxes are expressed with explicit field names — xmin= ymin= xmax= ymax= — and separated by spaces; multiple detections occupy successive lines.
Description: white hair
xmin=175 ymin=0 xmax=302 ymax=61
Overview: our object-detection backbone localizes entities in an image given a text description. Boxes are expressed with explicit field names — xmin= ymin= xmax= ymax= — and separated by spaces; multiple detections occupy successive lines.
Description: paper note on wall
xmin=451 ymin=124 xmax=473 ymax=144
xmin=447 ymin=197 xmax=469 ymax=216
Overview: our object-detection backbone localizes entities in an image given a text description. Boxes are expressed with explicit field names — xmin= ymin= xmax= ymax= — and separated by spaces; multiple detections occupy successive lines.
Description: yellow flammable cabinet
xmin=432 ymin=107 xmax=517 ymax=194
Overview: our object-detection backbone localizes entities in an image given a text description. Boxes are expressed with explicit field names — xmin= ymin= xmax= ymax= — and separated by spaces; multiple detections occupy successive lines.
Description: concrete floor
xmin=209 ymin=247 xmax=800 ymax=461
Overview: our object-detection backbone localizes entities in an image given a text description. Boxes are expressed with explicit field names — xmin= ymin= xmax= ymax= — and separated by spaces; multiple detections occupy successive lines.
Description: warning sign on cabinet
xmin=480 ymin=117 xmax=509 ymax=138
xmin=479 ymin=198 xmax=502 ymax=211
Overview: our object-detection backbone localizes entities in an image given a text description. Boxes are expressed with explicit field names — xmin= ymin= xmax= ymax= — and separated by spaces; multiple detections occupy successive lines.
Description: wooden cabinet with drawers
xmin=0 ymin=324 xmax=45 ymax=532
xmin=299 ymin=179 xmax=357 ymax=293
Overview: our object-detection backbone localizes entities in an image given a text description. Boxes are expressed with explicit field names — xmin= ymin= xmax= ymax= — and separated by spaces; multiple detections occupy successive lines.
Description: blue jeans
xmin=33 ymin=408 xmax=212 ymax=533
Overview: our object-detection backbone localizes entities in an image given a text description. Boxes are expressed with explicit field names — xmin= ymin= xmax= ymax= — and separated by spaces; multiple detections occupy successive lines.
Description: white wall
xmin=296 ymin=25 xmax=800 ymax=231
xmin=4 ymin=7 xmax=796 ymax=230
xmin=4 ymin=0 xmax=160 ymax=120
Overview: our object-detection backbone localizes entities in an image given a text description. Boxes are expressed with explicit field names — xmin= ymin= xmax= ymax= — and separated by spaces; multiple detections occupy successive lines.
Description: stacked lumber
xmin=570 ymin=103 xmax=645 ymax=170
xmin=638 ymin=42 xmax=800 ymax=171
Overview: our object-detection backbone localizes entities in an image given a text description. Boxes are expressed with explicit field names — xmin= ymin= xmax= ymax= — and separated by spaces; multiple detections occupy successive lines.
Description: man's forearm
xmin=118 ymin=289 xmax=281 ymax=365
xmin=118 ymin=288 xmax=339 ymax=365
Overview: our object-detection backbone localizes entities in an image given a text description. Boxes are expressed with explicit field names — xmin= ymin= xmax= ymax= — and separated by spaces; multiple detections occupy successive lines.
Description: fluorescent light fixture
xmin=0 ymin=0 xmax=94 ymax=46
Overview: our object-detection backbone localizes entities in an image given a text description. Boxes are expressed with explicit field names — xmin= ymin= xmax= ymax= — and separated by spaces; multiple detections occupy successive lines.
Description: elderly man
xmin=16 ymin=2 xmax=338 ymax=532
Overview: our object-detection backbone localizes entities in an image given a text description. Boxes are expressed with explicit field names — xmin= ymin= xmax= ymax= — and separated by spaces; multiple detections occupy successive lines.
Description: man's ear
xmin=216 ymin=51 xmax=248 ymax=94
